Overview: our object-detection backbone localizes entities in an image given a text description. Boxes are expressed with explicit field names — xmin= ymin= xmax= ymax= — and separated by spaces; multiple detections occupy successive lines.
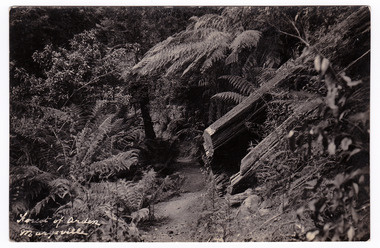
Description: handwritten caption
xmin=16 ymin=212 xmax=101 ymax=239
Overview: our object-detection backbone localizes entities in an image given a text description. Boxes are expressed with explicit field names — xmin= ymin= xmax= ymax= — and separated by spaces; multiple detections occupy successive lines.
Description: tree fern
xmin=131 ymin=9 xmax=262 ymax=78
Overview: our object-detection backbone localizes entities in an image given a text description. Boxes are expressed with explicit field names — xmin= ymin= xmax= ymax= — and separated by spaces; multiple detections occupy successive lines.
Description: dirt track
xmin=141 ymin=165 xmax=206 ymax=242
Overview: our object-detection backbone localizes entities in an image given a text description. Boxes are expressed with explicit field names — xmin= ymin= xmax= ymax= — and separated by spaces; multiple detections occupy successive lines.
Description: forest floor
xmin=140 ymin=163 xmax=206 ymax=242
xmin=138 ymin=161 xmax=314 ymax=242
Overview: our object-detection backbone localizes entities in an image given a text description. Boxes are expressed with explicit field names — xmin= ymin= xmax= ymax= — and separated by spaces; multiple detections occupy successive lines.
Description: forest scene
xmin=9 ymin=6 xmax=370 ymax=242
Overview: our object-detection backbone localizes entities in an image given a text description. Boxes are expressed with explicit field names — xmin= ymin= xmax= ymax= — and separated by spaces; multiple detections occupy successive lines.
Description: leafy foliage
xmin=12 ymin=29 xmax=133 ymax=108
xmin=9 ymin=97 xmax=149 ymax=240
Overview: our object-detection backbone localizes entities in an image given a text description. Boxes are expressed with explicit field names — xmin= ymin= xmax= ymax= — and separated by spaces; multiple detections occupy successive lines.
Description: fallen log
xmin=227 ymin=99 xmax=322 ymax=194
xmin=203 ymin=60 xmax=301 ymax=159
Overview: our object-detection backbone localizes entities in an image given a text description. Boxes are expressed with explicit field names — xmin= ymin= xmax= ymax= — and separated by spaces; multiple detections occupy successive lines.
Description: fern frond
xmin=221 ymin=7 xmax=256 ymax=27
xmin=64 ymin=104 xmax=88 ymax=130
xmin=92 ymin=100 xmax=116 ymax=118
xmin=109 ymin=118 xmax=125 ymax=136
xmin=242 ymin=53 xmax=258 ymax=76
xmin=167 ymin=31 xmax=231 ymax=77
xmin=97 ymin=115 xmax=114 ymax=135
xmin=75 ymin=126 xmax=92 ymax=159
xmin=225 ymin=51 xmax=239 ymax=65
xmin=49 ymin=178 xmax=72 ymax=198
xmin=211 ymin=92 xmax=247 ymax=105
xmin=133 ymin=28 xmax=231 ymax=77
xmin=166 ymin=52 xmax=199 ymax=77
xmin=42 ymin=106 xmax=72 ymax=122
xmin=123 ymin=127 xmax=145 ymax=143
xmin=139 ymin=169 xmax=157 ymax=189
xmin=130 ymin=169 xmax=157 ymax=210
xmin=89 ymin=103 xmax=116 ymax=130
xmin=74 ymin=115 xmax=115 ymax=171
xmin=201 ymin=45 xmax=228 ymax=72
xmin=194 ymin=14 xmax=229 ymax=31
xmin=226 ymin=30 xmax=262 ymax=65
xmin=10 ymin=165 xmax=55 ymax=185
xmin=89 ymin=149 xmax=140 ymax=178
xmin=11 ymin=101 xmax=72 ymax=123
xmin=230 ymin=30 xmax=262 ymax=52
xmin=219 ymin=75 xmax=255 ymax=95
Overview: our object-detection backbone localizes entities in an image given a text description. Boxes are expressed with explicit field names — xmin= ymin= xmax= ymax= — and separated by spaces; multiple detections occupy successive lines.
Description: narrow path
xmin=141 ymin=164 xmax=206 ymax=242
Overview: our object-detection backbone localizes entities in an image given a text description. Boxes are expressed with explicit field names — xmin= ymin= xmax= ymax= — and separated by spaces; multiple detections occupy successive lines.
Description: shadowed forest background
xmin=9 ymin=6 xmax=369 ymax=241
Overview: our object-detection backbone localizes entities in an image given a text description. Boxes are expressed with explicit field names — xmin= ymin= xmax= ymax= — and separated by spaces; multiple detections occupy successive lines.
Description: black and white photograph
xmin=8 ymin=5 xmax=370 ymax=242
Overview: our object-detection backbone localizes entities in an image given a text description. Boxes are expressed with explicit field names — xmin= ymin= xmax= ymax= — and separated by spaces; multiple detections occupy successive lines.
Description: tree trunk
xmin=140 ymin=96 xmax=156 ymax=140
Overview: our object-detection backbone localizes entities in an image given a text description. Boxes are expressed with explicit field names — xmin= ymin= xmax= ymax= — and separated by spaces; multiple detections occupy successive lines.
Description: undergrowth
xmin=9 ymin=99 xmax=187 ymax=242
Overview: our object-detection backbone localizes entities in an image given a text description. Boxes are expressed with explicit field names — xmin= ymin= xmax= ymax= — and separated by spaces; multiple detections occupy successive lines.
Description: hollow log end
xmin=228 ymin=170 xmax=257 ymax=195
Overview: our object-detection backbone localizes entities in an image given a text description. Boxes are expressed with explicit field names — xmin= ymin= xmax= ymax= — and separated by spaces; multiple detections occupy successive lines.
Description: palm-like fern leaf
xmin=134 ymin=29 xmax=232 ymax=77
xmin=226 ymin=30 xmax=262 ymax=65
xmin=230 ymin=30 xmax=262 ymax=51
xmin=219 ymin=75 xmax=255 ymax=95
xmin=201 ymin=45 xmax=229 ymax=72
xmin=211 ymin=92 xmax=247 ymax=105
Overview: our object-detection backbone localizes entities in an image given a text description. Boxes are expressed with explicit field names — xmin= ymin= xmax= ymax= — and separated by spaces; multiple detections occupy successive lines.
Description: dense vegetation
xmin=10 ymin=6 xmax=369 ymax=241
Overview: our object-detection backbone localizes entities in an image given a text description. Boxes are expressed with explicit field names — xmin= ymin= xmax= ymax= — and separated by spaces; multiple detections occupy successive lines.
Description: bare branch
xmin=338 ymin=50 xmax=370 ymax=75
